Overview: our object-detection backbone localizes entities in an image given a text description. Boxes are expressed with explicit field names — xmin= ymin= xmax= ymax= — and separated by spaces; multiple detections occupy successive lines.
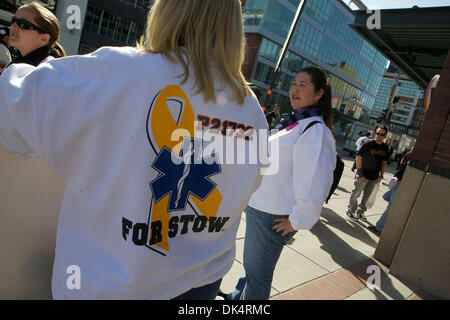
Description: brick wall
xmin=411 ymin=49 xmax=450 ymax=177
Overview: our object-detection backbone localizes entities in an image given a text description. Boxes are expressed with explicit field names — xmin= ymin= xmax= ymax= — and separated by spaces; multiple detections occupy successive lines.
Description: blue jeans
xmin=172 ymin=278 xmax=222 ymax=300
xmin=375 ymin=184 xmax=399 ymax=232
xmin=228 ymin=206 xmax=297 ymax=300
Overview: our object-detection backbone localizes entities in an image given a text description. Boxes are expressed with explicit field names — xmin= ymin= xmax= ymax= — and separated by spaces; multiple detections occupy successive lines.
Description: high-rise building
xmin=373 ymin=64 xmax=426 ymax=137
xmin=241 ymin=0 xmax=388 ymax=138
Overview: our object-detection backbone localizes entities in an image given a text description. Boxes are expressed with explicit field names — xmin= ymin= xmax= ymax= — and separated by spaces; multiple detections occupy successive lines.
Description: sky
xmin=343 ymin=0 xmax=450 ymax=10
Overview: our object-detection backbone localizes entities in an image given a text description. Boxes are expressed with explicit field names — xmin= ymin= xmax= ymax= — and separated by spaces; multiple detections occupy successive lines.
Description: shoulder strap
xmin=302 ymin=120 xmax=322 ymax=135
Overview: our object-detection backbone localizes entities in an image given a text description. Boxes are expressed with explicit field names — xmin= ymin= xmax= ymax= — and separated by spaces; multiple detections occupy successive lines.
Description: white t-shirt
xmin=0 ymin=47 xmax=268 ymax=299
xmin=248 ymin=116 xmax=336 ymax=230
xmin=356 ymin=136 xmax=371 ymax=151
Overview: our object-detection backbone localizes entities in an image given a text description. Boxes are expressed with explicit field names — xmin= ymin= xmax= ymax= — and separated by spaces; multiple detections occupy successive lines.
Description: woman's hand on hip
xmin=272 ymin=217 xmax=296 ymax=237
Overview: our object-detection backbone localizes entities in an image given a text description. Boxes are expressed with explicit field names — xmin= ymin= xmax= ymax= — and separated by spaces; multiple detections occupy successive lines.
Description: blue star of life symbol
xmin=150 ymin=138 xmax=221 ymax=212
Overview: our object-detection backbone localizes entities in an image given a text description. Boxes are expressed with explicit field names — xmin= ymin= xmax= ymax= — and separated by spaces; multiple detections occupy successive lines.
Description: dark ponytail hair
xmin=20 ymin=2 xmax=66 ymax=58
xmin=299 ymin=66 xmax=333 ymax=130
xmin=49 ymin=41 xmax=66 ymax=58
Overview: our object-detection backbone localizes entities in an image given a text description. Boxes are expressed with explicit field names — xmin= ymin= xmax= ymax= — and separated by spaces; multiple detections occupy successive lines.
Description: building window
xmin=128 ymin=22 xmax=144 ymax=46
xmin=258 ymin=38 xmax=281 ymax=63
xmin=84 ymin=5 xmax=145 ymax=46
xmin=292 ymin=20 xmax=323 ymax=58
xmin=99 ymin=11 xmax=117 ymax=38
xmin=84 ymin=5 xmax=102 ymax=34
xmin=114 ymin=16 xmax=131 ymax=42
xmin=398 ymin=89 xmax=417 ymax=97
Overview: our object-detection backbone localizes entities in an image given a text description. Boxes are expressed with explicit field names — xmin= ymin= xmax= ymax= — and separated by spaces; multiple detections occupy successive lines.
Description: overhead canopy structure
xmin=351 ymin=6 xmax=450 ymax=89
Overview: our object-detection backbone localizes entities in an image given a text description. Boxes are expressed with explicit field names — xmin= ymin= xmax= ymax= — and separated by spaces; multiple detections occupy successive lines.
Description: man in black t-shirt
xmin=347 ymin=126 xmax=389 ymax=220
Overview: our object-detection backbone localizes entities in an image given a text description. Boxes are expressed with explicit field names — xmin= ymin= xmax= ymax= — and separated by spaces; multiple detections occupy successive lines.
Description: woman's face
xmin=9 ymin=8 xmax=50 ymax=56
xmin=289 ymin=72 xmax=324 ymax=110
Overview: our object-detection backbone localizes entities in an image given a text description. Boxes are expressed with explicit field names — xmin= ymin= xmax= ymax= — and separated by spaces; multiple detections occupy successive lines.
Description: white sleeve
xmin=289 ymin=124 xmax=335 ymax=230
xmin=355 ymin=137 xmax=362 ymax=149
xmin=0 ymin=63 xmax=47 ymax=158
xmin=252 ymin=95 xmax=270 ymax=192
xmin=0 ymin=47 xmax=134 ymax=168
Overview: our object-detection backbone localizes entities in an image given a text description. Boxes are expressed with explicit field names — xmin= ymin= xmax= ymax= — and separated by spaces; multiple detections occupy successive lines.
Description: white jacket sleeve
xmin=0 ymin=48 xmax=134 ymax=169
xmin=0 ymin=63 xmax=46 ymax=158
xmin=289 ymin=124 xmax=335 ymax=230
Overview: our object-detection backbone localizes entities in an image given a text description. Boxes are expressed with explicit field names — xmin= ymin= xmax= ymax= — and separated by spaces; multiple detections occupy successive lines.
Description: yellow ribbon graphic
xmin=147 ymin=85 xmax=222 ymax=254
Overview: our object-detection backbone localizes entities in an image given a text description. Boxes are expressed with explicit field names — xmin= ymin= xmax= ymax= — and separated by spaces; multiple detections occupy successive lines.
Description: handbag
xmin=388 ymin=177 xmax=398 ymax=189
xmin=366 ymin=182 xmax=380 ymax=209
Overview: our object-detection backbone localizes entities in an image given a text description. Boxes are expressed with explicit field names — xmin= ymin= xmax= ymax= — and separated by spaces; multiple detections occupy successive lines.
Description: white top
xmin=0 ymin=47 xmax=268 ymax=299
xmin=248 ymin=116 xmax=336 ymax=230
xmin=356 ymin=136 xmax=370 ymax=151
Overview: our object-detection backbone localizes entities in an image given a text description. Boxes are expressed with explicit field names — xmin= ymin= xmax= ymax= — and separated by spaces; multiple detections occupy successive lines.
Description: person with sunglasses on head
xmin=347 ymin=126 xmax=390 ymax=221
xmin=0 ymin=0 xmax=268 ymax=299
xmin=8 ymin=1 xmax=65 ymax=67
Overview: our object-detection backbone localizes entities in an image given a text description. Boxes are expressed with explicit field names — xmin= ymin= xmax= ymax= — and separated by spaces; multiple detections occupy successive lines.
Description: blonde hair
xmin=139 ymin=0 xmax=251 ymax=105
xmin=19 ymin=1 xmax=66 ymax=58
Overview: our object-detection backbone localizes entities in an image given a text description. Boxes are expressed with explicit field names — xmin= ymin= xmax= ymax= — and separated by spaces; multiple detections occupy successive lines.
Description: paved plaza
xmin=220 ymin=152 xmax=437 ymax=300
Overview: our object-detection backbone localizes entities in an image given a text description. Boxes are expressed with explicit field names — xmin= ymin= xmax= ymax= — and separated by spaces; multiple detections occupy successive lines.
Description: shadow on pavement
xmin=310 ymin=208 xmax=413 ymax=299
xmin=310 ymin=208 xmax=379 ymax=263
xmin=335 ymin=186 xmax=351 ymax=194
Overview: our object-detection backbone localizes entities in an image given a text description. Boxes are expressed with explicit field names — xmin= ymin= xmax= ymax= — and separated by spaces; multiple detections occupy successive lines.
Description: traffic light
xmin=267 ymin=89 xmax=272 ymax=95
xmin=393 ymin=96 xmax=400 ymax=104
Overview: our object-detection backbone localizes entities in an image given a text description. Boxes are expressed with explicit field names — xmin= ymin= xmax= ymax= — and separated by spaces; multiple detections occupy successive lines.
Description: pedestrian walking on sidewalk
xmin=224 ymin=66 xmax=336 ymax=300
xmin=347 ymin=126 xmax=389 ymax=221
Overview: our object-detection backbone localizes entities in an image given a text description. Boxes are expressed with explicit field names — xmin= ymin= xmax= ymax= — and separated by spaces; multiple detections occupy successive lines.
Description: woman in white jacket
xmin=0 ymin=0 xmax=268 ymax=299
xmin=8 ymin=1 xmax=65 ymax=67
xmin=226 ymin=66 xmax=337 ymax=300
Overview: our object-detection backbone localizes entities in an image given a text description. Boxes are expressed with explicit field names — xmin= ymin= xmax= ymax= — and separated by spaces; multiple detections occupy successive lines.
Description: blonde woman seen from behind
xmin=0 ymin=0 xmax=268 ymax=299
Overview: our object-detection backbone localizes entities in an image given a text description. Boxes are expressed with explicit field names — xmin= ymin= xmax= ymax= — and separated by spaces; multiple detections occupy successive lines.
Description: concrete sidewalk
xmin=220 ymin=154 xmax=437 ymax=300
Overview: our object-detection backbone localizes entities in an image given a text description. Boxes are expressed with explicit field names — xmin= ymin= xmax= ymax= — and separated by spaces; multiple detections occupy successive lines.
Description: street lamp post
xmin=385 ymin=69 xmax=402 ymax=125
xmin=260 ymin=0 xmax=308 ymax=110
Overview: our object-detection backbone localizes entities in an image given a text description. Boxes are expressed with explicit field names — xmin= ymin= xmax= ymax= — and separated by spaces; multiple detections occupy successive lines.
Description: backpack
xmin=302 ymin=121 xmax=344 ymax=203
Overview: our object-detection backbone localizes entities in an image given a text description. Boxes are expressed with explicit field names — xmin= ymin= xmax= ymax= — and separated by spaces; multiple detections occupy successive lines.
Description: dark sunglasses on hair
xmin=11 ymin=16 xmax=44 ymax=33
xmin=376 ymin=132 xmax=386 ymax=137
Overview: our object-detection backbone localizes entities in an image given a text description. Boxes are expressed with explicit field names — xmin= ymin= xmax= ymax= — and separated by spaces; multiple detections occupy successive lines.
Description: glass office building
xmin=372 ymin=65 xmax=426 ymax=137
xmin=242 ymin=0 xmax=388 ymax=138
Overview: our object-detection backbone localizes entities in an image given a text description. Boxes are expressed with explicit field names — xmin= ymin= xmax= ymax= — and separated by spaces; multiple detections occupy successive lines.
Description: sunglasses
xmin=11 ymin=16 xmax=44 ymax=33
xmin=376 ymin=132 xmax=386 ymax=137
